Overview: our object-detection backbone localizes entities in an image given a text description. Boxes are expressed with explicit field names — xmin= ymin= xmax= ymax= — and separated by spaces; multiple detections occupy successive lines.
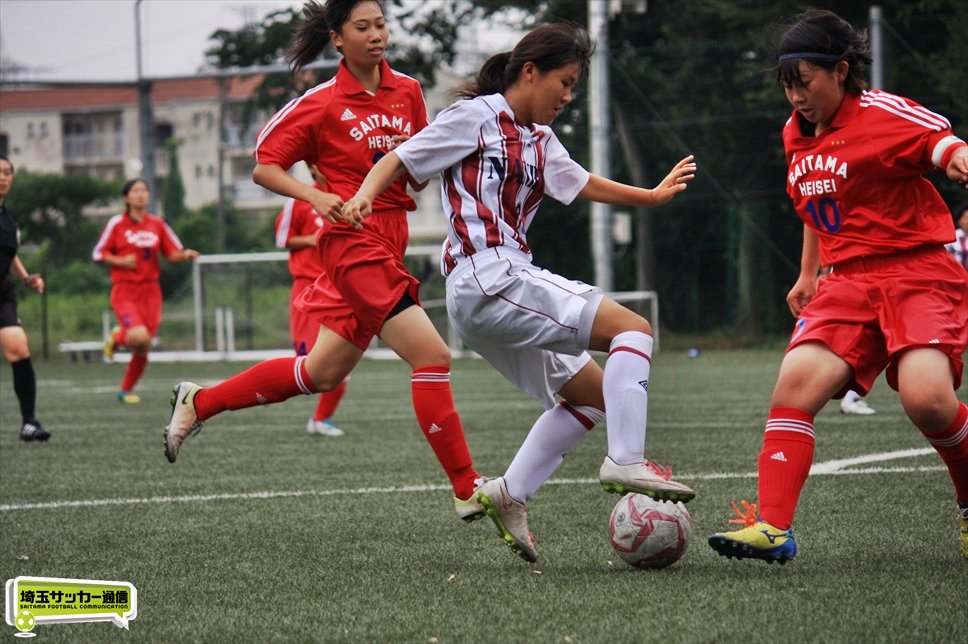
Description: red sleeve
xmin=254 ymin=92 xmax=326 ymax=169
xmin=866 ymin=93 xmax=954 ymax=175
xmin=158 ymin=218 xmax=185 ymax=258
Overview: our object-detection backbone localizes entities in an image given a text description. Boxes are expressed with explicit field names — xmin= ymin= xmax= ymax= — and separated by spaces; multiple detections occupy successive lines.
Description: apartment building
xmin=0 ymin=68 xmax=460 ymax=239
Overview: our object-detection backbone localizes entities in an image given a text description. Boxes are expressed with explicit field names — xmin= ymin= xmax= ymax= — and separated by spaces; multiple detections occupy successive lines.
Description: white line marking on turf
xmin=0 ymin=462 xmax=944 ymax=513
xmin=809 ymin=447 xmax=935 ymax=474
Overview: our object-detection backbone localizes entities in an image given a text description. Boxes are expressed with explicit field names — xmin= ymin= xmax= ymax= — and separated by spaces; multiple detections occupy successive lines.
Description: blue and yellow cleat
xmin=708 ymin=500 xmax=797 ymax=564
xmin=117 ymin=390 xmax=141 ymax=404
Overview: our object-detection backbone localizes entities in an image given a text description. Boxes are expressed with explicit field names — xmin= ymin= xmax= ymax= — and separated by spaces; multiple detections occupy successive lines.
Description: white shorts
xmin=446 ymin=247 xmax=603 ymax=409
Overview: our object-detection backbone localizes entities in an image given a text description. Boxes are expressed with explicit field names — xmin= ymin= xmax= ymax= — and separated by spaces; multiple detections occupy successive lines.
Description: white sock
xmin=504 ymin=402 xmax=603 ymax=502
xmin=604 ymin=331 xmax=653 ymax=465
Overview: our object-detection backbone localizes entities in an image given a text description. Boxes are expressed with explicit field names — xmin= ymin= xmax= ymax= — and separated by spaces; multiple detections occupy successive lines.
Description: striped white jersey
xmin=395 ymin=93 xmax=590 ymax=275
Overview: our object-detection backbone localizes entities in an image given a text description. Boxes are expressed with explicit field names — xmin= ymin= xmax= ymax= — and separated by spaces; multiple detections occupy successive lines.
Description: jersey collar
xmin=335 ymin=58 xmax=397 ymax=95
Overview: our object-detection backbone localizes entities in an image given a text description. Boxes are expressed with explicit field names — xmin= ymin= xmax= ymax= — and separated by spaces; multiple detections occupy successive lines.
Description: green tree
xmin=4 ymin=170 xmax=117 ymax=270
xmin=161 ymin=138 xmax=187 ymax=223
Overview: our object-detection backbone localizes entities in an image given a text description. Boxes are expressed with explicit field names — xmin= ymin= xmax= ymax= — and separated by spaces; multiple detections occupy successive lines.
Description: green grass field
xmin=1 ymin=351 xmax=966 ymax=642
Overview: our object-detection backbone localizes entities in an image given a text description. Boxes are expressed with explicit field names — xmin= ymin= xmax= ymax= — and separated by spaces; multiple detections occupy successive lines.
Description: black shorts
xmin=0 ymin=281 xmax=22 ymax=329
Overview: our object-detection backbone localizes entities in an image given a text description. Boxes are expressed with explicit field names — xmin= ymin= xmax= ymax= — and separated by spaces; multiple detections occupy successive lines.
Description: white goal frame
xmin=181 ymin=247 xmax=658 ymax=362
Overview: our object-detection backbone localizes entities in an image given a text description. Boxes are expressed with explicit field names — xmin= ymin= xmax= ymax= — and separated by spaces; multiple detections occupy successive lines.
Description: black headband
xmin=778 ymin=52 xmax=843 ymax=63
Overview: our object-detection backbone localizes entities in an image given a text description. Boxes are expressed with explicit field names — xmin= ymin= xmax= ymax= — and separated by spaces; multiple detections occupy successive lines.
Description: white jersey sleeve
xmin=540 ymin=127 xmax=589 ymax=205
xmin=395 ymin=100 xmax=484 ymax=183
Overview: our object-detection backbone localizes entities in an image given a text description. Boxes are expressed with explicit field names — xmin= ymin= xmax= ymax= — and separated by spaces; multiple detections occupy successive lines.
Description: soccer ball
xmin=608 ymin=494 xmax=693 ymax=569
xmin=15 ymin=609 xmax=36 ymax=632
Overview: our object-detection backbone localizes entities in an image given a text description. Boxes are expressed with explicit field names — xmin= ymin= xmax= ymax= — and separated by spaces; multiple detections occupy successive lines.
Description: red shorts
xmin=290 ymin=277 xmax=317 ymax=356
xmin=295 ymin=210 xmax=421 ymax=351
xmin=788 ymin=246 xmax=968 ymax=396
xmin=110 ymin=281 xmax=162 ymax=336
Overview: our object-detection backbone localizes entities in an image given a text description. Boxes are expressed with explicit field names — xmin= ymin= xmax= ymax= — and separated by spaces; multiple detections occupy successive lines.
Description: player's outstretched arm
xmin=578 ymin=155 xmax=696 ymax=207
xmin=342 ymin=152 xmax=409 ymax=229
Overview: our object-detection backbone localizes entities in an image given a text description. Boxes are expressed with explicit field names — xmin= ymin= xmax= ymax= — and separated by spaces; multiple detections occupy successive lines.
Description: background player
xmin=343 ymin=23 xmax=697 ymax=562
xmin=274 ymin=162 xmax=348 ymax=437
xmin=0 ymin=155 xmax=51 ymax=441
xmin=708 ymin=9 xmax=968 ymax=564
xmin=164 ymin=0 xmax=485 ymax=520
xmin=93 ymin=178 xmax=200 ymax=403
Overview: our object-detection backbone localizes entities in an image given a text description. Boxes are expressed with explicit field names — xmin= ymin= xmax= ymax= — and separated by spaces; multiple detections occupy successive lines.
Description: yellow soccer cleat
xmin=117 ymin=390 xmax=141 ymax=404
xmin=708 ymin=500 xmax=797 ymax=564
xmin=959 ymin=512 xmax=967 ymax=561
xmin=103 ymin=326 xmax=120 ymax=362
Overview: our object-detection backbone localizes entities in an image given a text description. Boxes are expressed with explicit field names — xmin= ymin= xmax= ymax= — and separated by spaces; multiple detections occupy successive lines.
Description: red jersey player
xmin=709 ymin=9 xmax=968 ymax=564
xmin=163 ymin=0 xmax=485 ymax=522
xmin=274 ymin=164 xmax=348 ymax=436
xmin=93 ymin=178 xmax=199 ymax=403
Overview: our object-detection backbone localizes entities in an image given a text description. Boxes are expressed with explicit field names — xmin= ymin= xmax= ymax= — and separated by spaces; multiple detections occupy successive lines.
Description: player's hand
xmin=946 ymin=149 xmax=968 ymax=188
xmin=786 ymin=275 xmax=817 ymax=317
xmin=23 ymin=274 xmax=44 ymax=294
xmin=652 ymin=155 xmax=697 ymax=206
xmin=118 ymin=254 xmax=138 ymax=269
xmin=387 ymin=135 xmax=410 ymax=151
xmin=341 ymin=197 xmax=371 ymax=230
xmin=181 ymin=249 xmax=200 ymax=261
xmin=309 ymin=190 xmax=344 ymax=224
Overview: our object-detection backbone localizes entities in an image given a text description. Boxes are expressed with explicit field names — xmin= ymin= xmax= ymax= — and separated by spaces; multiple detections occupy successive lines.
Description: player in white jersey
xmin=342 ymin=23 xmax=697 ymax=562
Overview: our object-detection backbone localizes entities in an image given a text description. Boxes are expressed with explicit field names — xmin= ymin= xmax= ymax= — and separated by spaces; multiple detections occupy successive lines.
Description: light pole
xmin=588 ymin=0 xmax=613 ymax=292
xmin=135 ymin=0 xmax=157 ymax=212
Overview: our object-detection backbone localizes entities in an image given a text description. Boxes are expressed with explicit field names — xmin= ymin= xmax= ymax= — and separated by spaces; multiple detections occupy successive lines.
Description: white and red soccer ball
xmin=609 ymin=493 xmax=693 ymax=569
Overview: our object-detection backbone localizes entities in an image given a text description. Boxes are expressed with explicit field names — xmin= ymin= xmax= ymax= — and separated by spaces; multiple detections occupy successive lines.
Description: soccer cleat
xmin=164 ymin=382 xmax=205 ymax=463
xmin=103 ymin=326 xmax=120 ymax=362
xmin=117 ymin=390 xmax=141 ymax=404
xmin=959 ymin=507 xmax=968 ymax=561
xmin=19 ymin=420 xmax=51 ymax=442
xmin=599 ymin=456 xmax=695 ymax=502
xmin=306 ymin=418 xmax=345 ymax=437
xmin=453 ymin=476 xmax=488 ymax=522
xmin=477 ymin=477 xmax=538 ymax=563
xmin=840 ymin=397 xmax=875 ymax=415
xmin=708 ymin=500 xmax=797 ymax=564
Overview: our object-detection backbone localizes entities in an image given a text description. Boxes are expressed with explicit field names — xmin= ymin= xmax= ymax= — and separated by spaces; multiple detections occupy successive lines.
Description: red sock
xmin=120 ymin=352 xmax=148 ymax=392
xmin=921 ymin=402 xmax=968 ymax=504
xmin=410 ymin=366 xmax=479 ymax=499
xmin=194 ymin=356 xmax=317 ymax=421
xmin=756 ymin=406 xmax=816 ymax=530
xmin=313 ymin=380 xmax=347 ymax=422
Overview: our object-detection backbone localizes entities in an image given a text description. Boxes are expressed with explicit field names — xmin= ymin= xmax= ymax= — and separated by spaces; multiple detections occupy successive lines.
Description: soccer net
xmin=159 ymin=246 xmax=658 ymax=362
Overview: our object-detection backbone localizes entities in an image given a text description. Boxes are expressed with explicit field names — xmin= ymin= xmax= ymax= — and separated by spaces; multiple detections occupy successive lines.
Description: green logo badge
xmin=5 ymin=576 xmax=137 ymax=635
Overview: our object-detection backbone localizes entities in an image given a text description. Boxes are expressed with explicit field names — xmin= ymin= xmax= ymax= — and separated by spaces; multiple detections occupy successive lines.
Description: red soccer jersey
xmin=92 ymin=212 xmax=184 ymax=283
xmin=255 ymin=59 xmax=428 ymax=213
xmin=274 ymin=192 xmax=325 ymax=281
xmin=783 ymin=90 xmax=961 ymax=267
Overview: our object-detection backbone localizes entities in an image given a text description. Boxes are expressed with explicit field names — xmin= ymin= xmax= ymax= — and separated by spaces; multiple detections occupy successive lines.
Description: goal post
xmin=185 ymin=247 xmax=659 ymax=361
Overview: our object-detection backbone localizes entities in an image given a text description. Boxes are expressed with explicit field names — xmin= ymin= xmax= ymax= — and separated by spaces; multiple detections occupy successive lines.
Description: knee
xmin=411 ymin=346 xmax=452 ymax=371
xmin=901 ymin=386 xmax=956 ymax=432
xmin=309 ymin=366 xmax=350 ymax=393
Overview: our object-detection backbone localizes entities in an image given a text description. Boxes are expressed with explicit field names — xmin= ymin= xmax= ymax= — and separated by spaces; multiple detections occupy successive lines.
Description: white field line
xmin=0 ymin=450 xmax=943 ymax=513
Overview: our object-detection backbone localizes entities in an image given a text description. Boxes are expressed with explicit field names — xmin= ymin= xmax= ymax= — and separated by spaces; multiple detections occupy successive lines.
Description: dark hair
xmin=775 ymin=9 xmax=872 ymax=95
xmin=955 ymin=202 xmax=968 ymax=219
xmin=457 ymin=23 xmax=593 ymax=99
xmin=121 ymin=178 xmax=148 ymax=213
xmin=286 ymin=0 xmax=384 ymax=75
xmin=0 ymin=154 xmax=13 ymax=173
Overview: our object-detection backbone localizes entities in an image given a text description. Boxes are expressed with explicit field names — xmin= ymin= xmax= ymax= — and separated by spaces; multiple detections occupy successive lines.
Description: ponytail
xmin=457 ymin=23 xmax=593 ymax=100
xmin=286 ymin=0 xmax=330 ymax=75
xmin=456 ymin=52 xmax=513 ymax=99
xmin=286 ymin=0 xmax=385 ymax=76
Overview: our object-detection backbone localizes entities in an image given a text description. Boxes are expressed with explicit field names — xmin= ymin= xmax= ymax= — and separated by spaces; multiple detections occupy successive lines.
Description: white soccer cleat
xmin=840 ymin=397 xmax=876 ymax=415
xmin=477 ymin=477 xmax=538 ymax=563
xmin=164 ymin=382 xmax=205 ymax=463
xmin=306 ymin=418 xmax=345 ymax=437
xmin=599 ymin=456 xmax=696 ymax=503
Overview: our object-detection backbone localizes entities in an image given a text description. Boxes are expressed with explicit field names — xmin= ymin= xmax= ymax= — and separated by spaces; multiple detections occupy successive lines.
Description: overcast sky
xmin=1 ymin=0 xmax=315 ymax=81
